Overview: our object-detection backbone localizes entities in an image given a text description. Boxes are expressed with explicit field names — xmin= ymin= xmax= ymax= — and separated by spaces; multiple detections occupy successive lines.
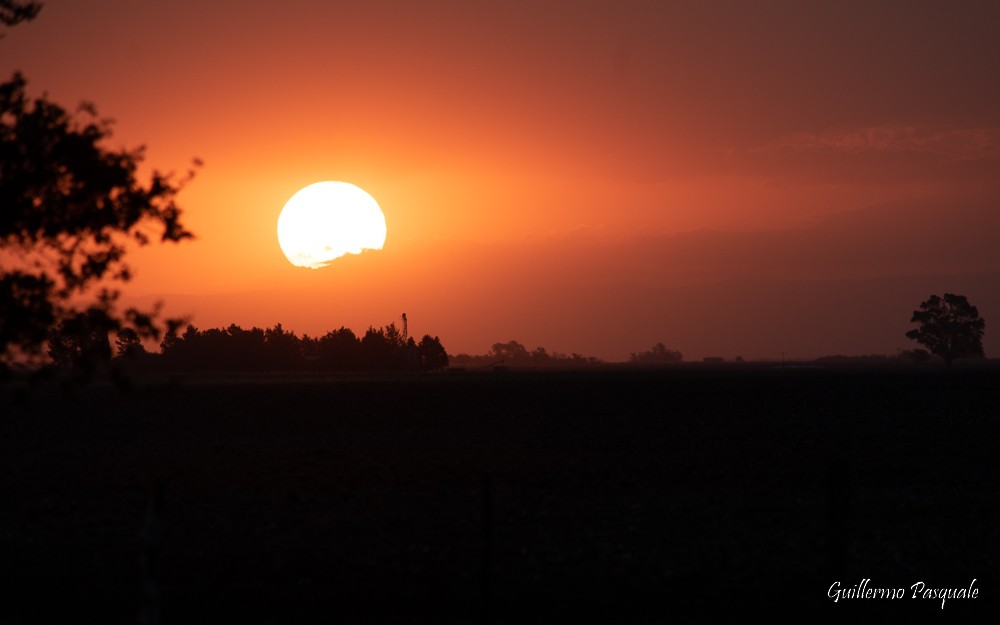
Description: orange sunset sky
xmin=5 ymin=0 xmax=999 ymax=360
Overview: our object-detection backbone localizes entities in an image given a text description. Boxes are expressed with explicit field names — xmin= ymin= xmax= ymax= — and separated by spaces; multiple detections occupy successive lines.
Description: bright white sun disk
xmin=277 ymin=181 xmax=387 ymax=269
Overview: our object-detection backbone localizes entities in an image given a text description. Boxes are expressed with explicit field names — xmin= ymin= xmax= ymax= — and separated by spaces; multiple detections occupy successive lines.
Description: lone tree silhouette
xmin=905 ymin=293 xmax=985 ymax=367
xmin=1 ymin=5 xmax=196 ymax=365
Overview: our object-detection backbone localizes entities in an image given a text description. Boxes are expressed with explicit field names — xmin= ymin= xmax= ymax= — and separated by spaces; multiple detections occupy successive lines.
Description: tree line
xmin=450 ymin=340 xmax=605 ymax=368
xmin=450 ymin=340 xmax=686 ymax=369
xmin=48 ymin=320 xmax=449 ymax=373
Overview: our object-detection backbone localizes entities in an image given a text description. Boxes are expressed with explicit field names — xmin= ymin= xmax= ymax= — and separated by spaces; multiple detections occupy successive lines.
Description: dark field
xmin=2 ymin=368 xmax=998 ymax=622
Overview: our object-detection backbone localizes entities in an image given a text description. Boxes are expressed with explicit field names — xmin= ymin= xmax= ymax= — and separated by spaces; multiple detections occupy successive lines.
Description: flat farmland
xmin=2 ymin=368 xmax=997 ymax=622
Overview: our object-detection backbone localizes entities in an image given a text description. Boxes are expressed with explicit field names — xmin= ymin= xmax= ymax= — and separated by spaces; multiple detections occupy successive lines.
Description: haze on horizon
xmin=6 ymin=0 xmax=999 ymax=360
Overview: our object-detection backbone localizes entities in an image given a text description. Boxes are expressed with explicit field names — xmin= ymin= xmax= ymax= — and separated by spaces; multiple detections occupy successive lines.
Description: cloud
xmin=691 ymin=125 xmax=1000 ymax=187
xmin=764 ymin=126 xmax=1000 ymax=161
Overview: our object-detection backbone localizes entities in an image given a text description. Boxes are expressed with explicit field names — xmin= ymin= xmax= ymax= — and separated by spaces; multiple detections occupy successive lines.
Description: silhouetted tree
xmin=47 ymin=308 xmax=114 ymax=372
xmin=490 ymin=340 xmax=529 ymax=362
xmin=1 ymin=12 xmax=196 ymax=365
xmin=316 ymin=327 xmax=361 ymax=370
xmin=226 ymin=325 xmax=266 ymax=367
xmin=0 ymin=0 xmax=41 ymax=29
xmin=360 ymin=323 xmax=410 ymax=370
xmin=115 ymin=327 xmax=146 ymax=359
xmin=905 ymin=293 xmax=985 ymax=366
xmin=530 ymin=346 xmax=550 ymax=364
xmin=264 ymin=323 xmax=301 ymax=369
xmin=417 ymin=335 xmax=449 ymax=370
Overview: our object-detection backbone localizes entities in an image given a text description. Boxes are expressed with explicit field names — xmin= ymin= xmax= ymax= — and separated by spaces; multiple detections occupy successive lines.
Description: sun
xmin=277 ymin=181 xmax=387 ymax=269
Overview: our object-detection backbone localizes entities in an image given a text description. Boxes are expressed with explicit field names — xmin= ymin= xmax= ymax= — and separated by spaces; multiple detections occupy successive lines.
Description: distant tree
xmin=264 ymin=323 xmax=301 ymax=369
xmin=160 ymin=322 xmax=191 ymax=350
xmin=316 ymin=327 xmax=360 ymax=370
xmin=360 ymin=326 xmax=395 ymax=370
xmin=1 ymin=66 xmax=196 ymax=365
xmin=381 ymin=322 xmax=405 ymax=349
xmin=530 ymin=346 xmax=552 ymax=364
xmin=417 ymin=335 xmax=448 ymax=370
xmin=905 ymin=293 xmax=985 ymax=366
xmin=629 ymin=342 xmax=683 ymax=365
xmin=491 ymin=340 xmax=529 ymax=362
xmin=114 ymin=327 xmax=146 ymax=359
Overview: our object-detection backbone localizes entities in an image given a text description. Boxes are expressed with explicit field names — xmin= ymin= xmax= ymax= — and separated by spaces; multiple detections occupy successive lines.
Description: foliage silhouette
xmin=451 ymin=340 xmax=601 ymax=368
xmin=905 ymin=293 xmax=985 ymax=366
xmin=46 ymin=307 xmax=114 ymax=374
xmin=114 ymin=327 xmax=146 ymax=359
xmin=1 ymin=4 xmax=196 ymax=366
xmin=490 ymin=340 xmax=530 ymax=362
xmin=311 ymin=327 xmax=362 ymax=370
xmin=629 ymin=342 xmax=683 ymax=365
xmin=151 ymin=322 xmax=448 ymax=372
xmin=0 ymin=0 xmax=41 ymax=29
xmin=418 ymin=334 xmax=449 ymax=371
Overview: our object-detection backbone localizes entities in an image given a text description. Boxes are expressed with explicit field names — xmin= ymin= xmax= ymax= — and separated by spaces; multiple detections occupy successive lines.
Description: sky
xmin=4 ymin=0 xmax=999 ymax=360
